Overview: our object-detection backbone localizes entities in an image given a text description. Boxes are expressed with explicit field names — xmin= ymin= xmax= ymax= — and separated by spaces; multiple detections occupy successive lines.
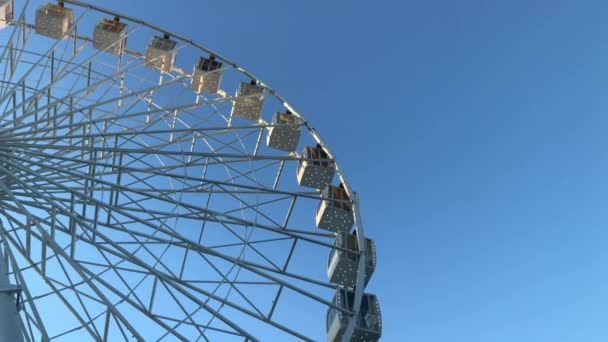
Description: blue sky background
xmin=83 ymin=0 xmax=608 ymax=340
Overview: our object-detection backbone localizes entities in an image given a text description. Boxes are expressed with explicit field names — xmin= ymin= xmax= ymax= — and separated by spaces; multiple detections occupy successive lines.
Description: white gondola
xmin=191 ymin=56 xmax=223 ymax=94
xmin=328 ymin=232 xmax=376 ymax=288
xmin=230 ymin=81 xmax=264 ymax=121
xmin=145 ymin=34 xmax=177 ymax=72
xmin=93 ymin=17 xmax=127 ymax=55
xmin=297 ymin=145 xmax=334 ymax=189
xmin=316 ymin=184 xmax=354 ymax=232
xmin=35 ymin=3 xmax=74 ymax=39
xmin=0 ymin=0 xmax=13 ymax=29
xmin=266 ymin=111 xmax=302 ymax=152
xmin=327 ymin=289 xmax=382 ymax=342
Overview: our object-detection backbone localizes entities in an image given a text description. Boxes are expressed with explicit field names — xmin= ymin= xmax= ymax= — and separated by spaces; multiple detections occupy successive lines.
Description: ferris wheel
xmin=0 ymin=1 xmax=382 ymax=341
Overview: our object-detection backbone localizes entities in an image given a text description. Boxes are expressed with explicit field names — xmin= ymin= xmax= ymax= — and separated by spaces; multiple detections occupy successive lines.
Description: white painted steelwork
xmin=0 ymin=0 xmax=378 ymax=340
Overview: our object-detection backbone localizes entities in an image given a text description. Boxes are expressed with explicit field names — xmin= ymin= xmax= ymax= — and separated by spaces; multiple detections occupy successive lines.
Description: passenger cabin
xmin=266 ymin=111 xmax=302 ymax=152
xmin=297 ymin=145 xmax=334 ymax=189
xmin=191 ymin=56 xmax=223 ymax=94
xmin=230 ymin=81 xmax=264 ymax=121
xmin=35 ymin=3 xmax=74 ymax=39
xmin=0 ymin=0 xmax=13 ymax=29
xmin=327 ymin=289 xmax=382 ymax=342
xmin=328 ymin=232 xmax=376 ymax=288
xmin=316 ymin=184 xmax=354 ymax=232
xmin=93 ymin=18 xmax=128 ymax=55
xmin=145 ymin=35 xmax=177 ymax=72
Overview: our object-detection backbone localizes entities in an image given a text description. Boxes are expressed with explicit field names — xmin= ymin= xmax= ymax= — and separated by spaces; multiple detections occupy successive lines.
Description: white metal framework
xmin=0 ymin=0 xmax=380 ymax=340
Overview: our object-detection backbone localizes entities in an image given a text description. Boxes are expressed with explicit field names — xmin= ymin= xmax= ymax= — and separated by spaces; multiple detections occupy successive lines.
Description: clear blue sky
xmin=87 ymin=0 xmax=608 ymax=340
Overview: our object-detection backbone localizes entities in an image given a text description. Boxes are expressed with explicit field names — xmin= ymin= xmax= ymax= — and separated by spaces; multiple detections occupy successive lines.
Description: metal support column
xmin=0 ymin=243 xmax=24 ymax=342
